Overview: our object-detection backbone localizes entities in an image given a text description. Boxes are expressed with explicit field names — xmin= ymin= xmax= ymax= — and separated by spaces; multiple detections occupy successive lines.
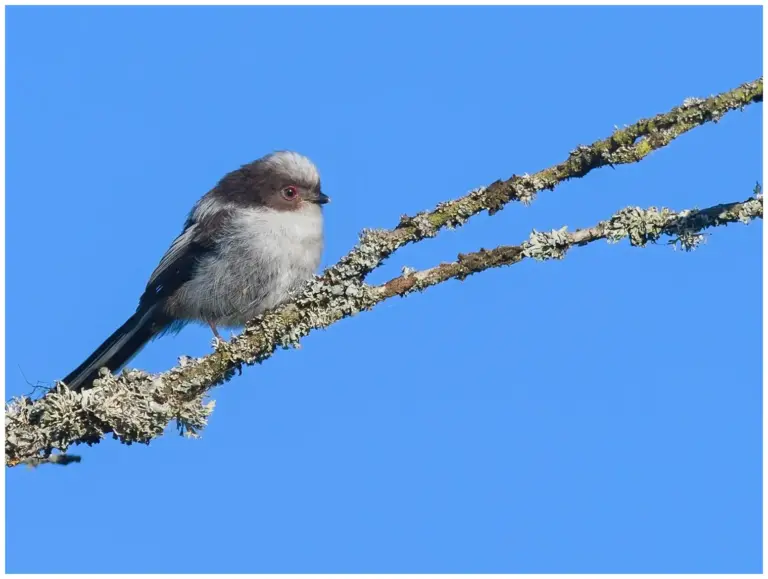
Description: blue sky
xmin=5 ymin=5 xmax=762 ymax=574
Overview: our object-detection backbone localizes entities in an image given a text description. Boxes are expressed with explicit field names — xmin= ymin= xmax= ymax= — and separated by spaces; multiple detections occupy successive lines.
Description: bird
xmin=60 ymin=150 xmax=330 ymax=392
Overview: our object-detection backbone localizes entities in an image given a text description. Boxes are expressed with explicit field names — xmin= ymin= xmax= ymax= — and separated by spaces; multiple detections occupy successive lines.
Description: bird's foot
xmin=208 ymin=322 xmax=226 ymax=349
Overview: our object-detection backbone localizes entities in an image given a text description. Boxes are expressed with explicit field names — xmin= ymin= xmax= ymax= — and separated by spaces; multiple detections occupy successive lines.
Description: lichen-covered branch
xmin=5 ymin=78 xmax=762 ymax=467
xmin=6 ymin=191 xmax=761 ymax=466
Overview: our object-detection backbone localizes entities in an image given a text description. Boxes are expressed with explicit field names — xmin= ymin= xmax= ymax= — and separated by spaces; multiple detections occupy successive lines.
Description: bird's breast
xmin=180 ymin=205 xmax=324 ymax=327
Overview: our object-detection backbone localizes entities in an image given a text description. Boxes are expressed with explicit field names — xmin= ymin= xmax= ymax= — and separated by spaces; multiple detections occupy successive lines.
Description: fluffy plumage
xmin=61 ymin=151 xmax=329 ymax=392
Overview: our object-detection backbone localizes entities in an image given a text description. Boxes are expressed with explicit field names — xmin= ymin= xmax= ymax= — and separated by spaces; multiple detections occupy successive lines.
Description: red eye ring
xmin=282 ymin=186 xmax=298 ymax=200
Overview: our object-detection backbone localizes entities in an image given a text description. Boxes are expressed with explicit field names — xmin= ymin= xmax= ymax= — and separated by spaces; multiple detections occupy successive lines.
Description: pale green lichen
xmin=604 ymin=206 xmax=677 ymax=246
xmin=522 ymin=227 xmax=571 ymax=260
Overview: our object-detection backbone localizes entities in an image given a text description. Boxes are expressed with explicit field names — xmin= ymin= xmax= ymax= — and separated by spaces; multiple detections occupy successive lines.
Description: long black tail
xmin=61 ymin=306 xmax=166 ymax=392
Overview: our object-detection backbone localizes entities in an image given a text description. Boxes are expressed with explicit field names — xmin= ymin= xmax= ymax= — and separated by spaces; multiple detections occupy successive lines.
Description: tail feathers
xmin=61 ymin=306 xmax=165 ymax=392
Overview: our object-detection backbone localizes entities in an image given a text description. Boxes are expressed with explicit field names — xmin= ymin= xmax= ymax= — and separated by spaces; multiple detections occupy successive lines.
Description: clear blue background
xmin=5 ymin=5 xmax=762 ymax=573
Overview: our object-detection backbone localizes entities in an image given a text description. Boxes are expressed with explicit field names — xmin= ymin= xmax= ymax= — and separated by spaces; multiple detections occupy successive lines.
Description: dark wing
xmin=137 ymin=206 xmax=232 ymax=311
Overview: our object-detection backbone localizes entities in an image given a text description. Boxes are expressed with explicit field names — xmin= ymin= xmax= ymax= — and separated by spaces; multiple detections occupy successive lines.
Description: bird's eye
xmin=282 ymin=186 xmax=298 ymax=200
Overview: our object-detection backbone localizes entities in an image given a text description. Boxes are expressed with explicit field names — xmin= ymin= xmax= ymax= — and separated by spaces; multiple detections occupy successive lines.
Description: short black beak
xmin=315 ymin=191 xmax=331 ymax=205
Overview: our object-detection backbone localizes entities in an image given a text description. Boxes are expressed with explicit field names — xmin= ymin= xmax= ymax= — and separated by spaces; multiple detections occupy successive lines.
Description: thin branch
xmin=376 ymin=191 xmax=763 ymax=300
xmin=331 ymin=77 xmax=763 ymax=281
xmin=18 ymin=454 xmax=82 ymax=468
xmin=5 ymin=78 xmax=762 ymax=466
